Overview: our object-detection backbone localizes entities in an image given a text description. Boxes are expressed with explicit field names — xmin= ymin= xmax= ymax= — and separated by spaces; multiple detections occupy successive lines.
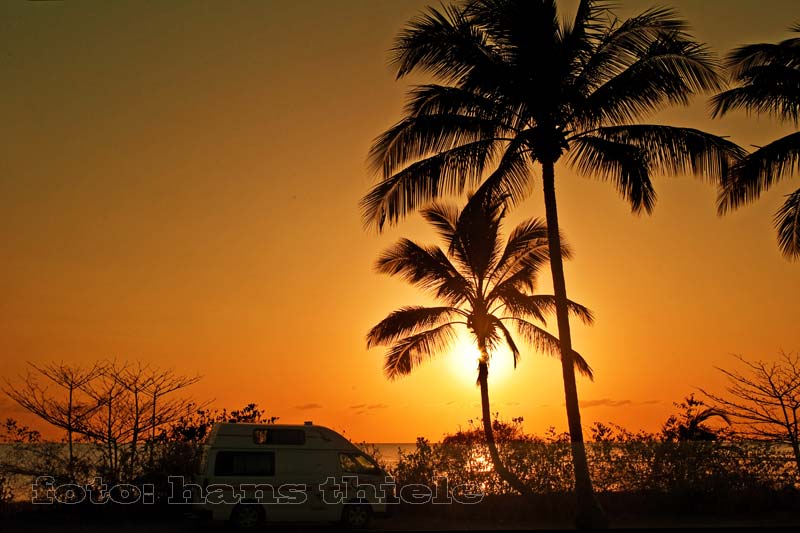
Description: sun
xmin=447 ymin=335 xmax=516 ymax=385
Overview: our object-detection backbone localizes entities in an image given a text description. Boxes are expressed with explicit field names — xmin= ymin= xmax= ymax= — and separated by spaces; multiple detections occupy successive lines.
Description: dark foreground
xmin=2 ymin=492 xmax=799 ymax=531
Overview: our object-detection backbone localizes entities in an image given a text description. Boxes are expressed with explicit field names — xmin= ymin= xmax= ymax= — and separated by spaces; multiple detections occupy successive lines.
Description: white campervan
xmin=193 ymin=421 xmax=390 ymax=528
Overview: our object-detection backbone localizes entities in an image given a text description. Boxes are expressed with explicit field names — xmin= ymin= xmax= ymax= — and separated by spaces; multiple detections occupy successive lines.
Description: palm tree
xmin=661 ymin=394 xmax=731 ymax=442
xmin=360 ymin=1 xmax=744 ymax=523
xmin=711 ymin=24 xmax=800 ymax=260
xmin=367 ymin=196 xmax=594 ymax=495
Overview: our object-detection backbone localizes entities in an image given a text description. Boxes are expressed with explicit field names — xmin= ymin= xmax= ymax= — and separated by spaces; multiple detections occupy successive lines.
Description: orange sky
xmin=1 ymin=0 xmax=797 ymax=443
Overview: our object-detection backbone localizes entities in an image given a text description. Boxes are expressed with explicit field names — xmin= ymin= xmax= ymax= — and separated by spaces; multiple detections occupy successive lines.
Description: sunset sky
xmin=1 ymin=0 xmax=797 ymax=443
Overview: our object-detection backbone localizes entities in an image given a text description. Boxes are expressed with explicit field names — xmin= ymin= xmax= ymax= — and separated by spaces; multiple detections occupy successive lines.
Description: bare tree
xmin=142 ymin=368 xmax=201 ymax=469
xmin=80 ymin=361 xmax=129 ymax=481
xmin=114 ymin=362 xmax=151 ymax=479
xmin=701 ymin=352 xmax=800 ymax=475
xmin=2 ymin=362 xmax=103 ymax=480
xmin=3 ymin=359 xmax=203 ymax=483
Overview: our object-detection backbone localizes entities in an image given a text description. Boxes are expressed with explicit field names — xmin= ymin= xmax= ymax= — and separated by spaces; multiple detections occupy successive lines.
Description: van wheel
xmin=231 ymin=504 xmax=264 ymax=529
xmin=341 ymin=503 xmax=371 ymax=529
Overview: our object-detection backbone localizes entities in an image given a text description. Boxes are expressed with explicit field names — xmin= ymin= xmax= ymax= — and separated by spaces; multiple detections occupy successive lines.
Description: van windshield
xmin=339 ymin=452 xmax=382 ymax=476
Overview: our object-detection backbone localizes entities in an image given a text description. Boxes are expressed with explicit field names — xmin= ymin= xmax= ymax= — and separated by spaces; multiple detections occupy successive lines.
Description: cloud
xmin=349 ymin=403 xmax=388 ymax=410
xmin=579 ymin=398 xmax=633 ymax=409
xmin=641 ymin=399 xmax=661 ymax=405
xmin=294 ymin=403 xmax=322 ymax=410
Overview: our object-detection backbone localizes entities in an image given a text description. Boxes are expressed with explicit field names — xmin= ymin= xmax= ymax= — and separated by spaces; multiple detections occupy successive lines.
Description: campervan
xmin=192 ymin=421 xmax=390 ymax=528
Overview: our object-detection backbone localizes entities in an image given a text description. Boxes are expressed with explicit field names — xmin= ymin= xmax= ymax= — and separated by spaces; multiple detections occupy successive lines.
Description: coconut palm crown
xmin=367 ymin=195 xmax=593 ymax=494
xmin=712 ymin=23 xmax=800 ymax=259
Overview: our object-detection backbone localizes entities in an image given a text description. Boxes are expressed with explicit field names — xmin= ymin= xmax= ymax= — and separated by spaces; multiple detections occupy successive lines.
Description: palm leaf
xmin=491 ymin=217 xmax=550 ymax=282
xmin=775 ymin=188 xmax=800 ymax=260
xmin=581 ymin=125 xmax=746 ymax=183
xmin=489 ymin=316 xmax=520 ymax=368
xmin=362 ymin=138 xmax=499 ymax=230
xmin=711 ymin=65 xmax=800 ymax=124
xmin=717 ymin=131 xmax=800 ymax=212
xmin=569 ymin=134 xmax=655 ymax=214
xmin=367 ymin=306 xmax=462 ymax=348
xmin=512 ymin=319 xmax=594 ymax=379
xmin=579 ymin=35 xmax=723 ymax=127
xmin=368 ymin=114 xmax=502 ymax=177
xmin=404 ymin=84 xmax=521 ymax=131
xmin=391 ymin=3 xmax=507 ymax=87
xmin=375 ymin=239 xmax=472 ymax=304
xmin=383 ymin=324 xmax=458 ymax=379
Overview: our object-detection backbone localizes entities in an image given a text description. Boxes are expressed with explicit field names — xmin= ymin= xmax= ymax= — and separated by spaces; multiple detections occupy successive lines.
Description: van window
xmin=339 ymin=452 xmax=382 ymax=475
xmin=253 ymin=428 xmax=306 ymax=445
xmin=214 ymin=451 xmax=275 ymax=476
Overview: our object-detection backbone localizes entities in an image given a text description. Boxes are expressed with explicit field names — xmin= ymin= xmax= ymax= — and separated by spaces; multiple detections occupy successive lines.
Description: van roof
xmin=206 ymin=422 xmax=356 ymax=450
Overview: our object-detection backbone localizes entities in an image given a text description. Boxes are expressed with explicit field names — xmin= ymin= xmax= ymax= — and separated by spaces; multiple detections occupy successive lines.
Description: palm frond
xmin=582 ymin=125 xmax=746 ymax=184
xmin=569 ymin=134 xmax=655 ymax=214
xmin=495 ymin=290 xmax=595 ymax=326
xmin=367 ymin=306 xmax=462 ymax=348
xmin=725 ymin=32 xmax=800 ymax=79
xmin=775 ymin=188 xmax=800 ymax=260
xmin=383 ymin=324 xmax=458 ymax=379
xmin=361 ymin=138 xmax=498 ymax=230
xmin=717 ymin=131 xmax=800 ymax=212
xmin=452 ymin=192 xmax=506 ymax=281
xmin=488 ymin=229 xmax=572 ymax=297
xmin=491 ymin=217 xmax=550 ymax=281
xmin=512 ymin=319 xmax=594 ymax=379
xmin=573 ymin=7 xmax=714 ymax=99
xmin=420 ymin=202 xmax=460 ymax=244
xmin=579 ymin=35 xmax=723 ymax=126
xmin=468 ymin=136 xmax=536 ymax=210
xmin=368 ymin=114 xmax=500 ymax=177
xmin=404 ymin=84 xmax=522 ymax=131
xmin=711 ymin=64 xmax=800 ymax=124
xmin=375 ymin=239 xmax=472 ymax=304
xmin=391 ymin=2 xmax=506 ymax=88
xmin=521 ymin=295 xmax=596 ymax=326
xmin=489 ymin=316 xmax=520 ymax=368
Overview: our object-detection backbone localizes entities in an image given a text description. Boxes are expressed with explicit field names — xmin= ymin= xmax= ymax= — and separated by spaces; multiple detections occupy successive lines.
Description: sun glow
xmin=448 ymin=335 xmax=517 ymax=385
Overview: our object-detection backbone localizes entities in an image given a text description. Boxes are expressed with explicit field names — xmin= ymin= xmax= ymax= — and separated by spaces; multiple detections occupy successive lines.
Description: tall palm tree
xmin=360 ymin=1 xmax=744 ymax=523
xmin=712 ymin=24 xmax=800 ymax=260
xmin=367 ymin=196 xmax=594 ymax=495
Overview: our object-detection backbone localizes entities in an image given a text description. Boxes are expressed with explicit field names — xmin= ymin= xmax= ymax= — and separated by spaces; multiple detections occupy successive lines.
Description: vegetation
xmin=367 ymin=195 xmax=594 ymax=494
xmin=361 ymin=1 xmax=745 ymax=523
xmin=0 ymin=361 xmax=279 ymax=506
xmin=702 ymin=352 xmax=800 ymax=476
xmin=712 ymin=25 xmax=800 ymax=259
xmin=391 ymin=398 xmax=798 ymax=500
xmin=2 ymin=361 xmax=201 ymax=484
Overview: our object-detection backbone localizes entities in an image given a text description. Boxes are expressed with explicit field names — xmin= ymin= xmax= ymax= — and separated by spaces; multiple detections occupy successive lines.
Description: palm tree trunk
xmin=541 ymin=160 xmax=605 ymax=528
xmin=477 ymin=361 xmax=529 ymax=495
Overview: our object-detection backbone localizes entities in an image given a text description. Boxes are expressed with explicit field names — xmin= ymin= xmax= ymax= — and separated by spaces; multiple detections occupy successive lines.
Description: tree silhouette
xmin=701 ymin=352 xmax=800 ymax=475
xmin=367 ymin=196 xmax=593 ymax=494
xmin=361 ymin=1 xmax=744 ymax=523
xmin=712 ymin=24 xmax=800 ymax=259
xmin=661 ymin=394 xmax=731 ymax=442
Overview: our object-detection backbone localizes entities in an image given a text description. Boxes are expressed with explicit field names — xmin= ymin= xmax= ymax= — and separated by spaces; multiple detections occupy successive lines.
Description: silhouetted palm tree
xmin=367 ymin=196 xmax=594 ymax=494
xmin=712 ymin=24 xmax=800 ymax=260
xmin=662 ymin=395 xmax=731 ymax=442
xmin=361 ymin=0 xmax=744 ymax=522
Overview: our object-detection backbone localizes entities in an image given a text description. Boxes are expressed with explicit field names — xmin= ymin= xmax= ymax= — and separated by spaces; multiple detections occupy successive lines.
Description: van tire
xmin=341 ymin=503 xmax=371 ymax=529
xmin=230 ymin=503 xmax=264 ymax=529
